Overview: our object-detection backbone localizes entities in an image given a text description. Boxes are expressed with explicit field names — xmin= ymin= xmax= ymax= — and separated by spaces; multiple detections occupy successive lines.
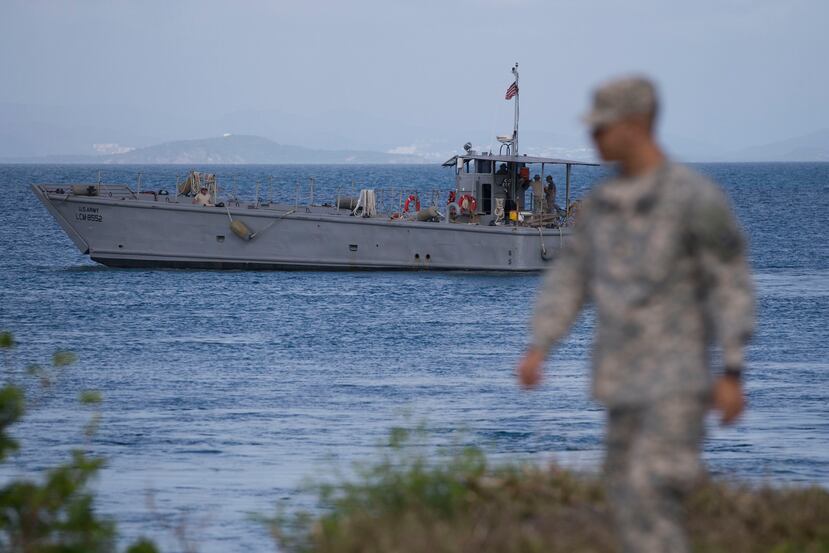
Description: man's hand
xmin=713 ymin=375 xmax=745 ymax=425
xmin=517 ymin=347 xmax=545 ymax=389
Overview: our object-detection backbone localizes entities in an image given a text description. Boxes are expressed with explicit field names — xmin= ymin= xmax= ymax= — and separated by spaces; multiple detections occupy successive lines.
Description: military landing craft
xmin=33 ymin=65 xmax=598 ymax=271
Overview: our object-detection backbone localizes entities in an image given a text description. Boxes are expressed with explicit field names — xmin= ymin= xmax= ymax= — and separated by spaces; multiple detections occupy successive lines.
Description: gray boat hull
xmin=33 ymin=185 xmax=569 ymax=272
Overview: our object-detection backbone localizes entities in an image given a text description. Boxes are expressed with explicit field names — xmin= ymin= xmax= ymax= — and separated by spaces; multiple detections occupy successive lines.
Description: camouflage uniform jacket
xmin=531 ymin=163 xmax=754 ymax=406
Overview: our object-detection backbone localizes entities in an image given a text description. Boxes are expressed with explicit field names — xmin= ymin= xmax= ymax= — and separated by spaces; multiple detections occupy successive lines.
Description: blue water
xmin=1 ymin=163 xmax=827 ymax=552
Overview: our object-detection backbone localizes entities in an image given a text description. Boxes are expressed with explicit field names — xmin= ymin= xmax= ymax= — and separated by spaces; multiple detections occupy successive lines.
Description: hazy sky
xmin=2 ymin=0 xmax=827 ymax=152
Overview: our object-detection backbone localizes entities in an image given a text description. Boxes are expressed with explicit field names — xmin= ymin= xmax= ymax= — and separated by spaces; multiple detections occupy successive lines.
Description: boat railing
xmin=41 ymin=183 xmax=139 ymax=200
xmin=328 ymin=186 xmax=450 ymax=214
xmin=165 ymin=174 xmax=454 ymax=216
xmin=45 ymin=171 xmax=578 ymax=227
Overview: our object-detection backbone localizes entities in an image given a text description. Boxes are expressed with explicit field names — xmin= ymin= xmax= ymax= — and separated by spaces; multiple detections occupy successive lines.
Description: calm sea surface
xmin=1 ymin=163 xmax=827 ymax=552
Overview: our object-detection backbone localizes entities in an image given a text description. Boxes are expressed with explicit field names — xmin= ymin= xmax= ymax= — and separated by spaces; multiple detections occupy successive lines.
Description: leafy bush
xmin=0 ymin=331 xmax=158 ymax=553
xmin=270 ymin=426 xmax=829 ymax=553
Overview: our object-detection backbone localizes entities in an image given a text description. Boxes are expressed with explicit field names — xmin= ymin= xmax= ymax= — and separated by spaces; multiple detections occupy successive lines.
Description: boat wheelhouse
xmin=444 ymin=151 xmax=594 ymax=227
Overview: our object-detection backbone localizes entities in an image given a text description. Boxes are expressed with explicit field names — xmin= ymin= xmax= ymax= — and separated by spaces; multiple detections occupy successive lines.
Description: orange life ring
xmin=403 ymin=194 xmax=421 ymax=213
xmin=458 ymin=194 xmax=477 ymax=213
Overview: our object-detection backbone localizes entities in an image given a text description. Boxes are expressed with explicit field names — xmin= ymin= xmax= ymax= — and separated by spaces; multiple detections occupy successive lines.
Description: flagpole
xmin=512 ymin=62 xmax=519 ymax=155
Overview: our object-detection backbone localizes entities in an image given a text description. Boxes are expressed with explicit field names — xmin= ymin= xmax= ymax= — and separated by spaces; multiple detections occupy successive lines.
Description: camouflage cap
xmin=583 ymin=75 xmax=658 ymax=129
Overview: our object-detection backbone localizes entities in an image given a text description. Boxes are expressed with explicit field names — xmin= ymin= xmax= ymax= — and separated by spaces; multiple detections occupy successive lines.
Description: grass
xmin=269 ymin=427 xmax=829 ymax=553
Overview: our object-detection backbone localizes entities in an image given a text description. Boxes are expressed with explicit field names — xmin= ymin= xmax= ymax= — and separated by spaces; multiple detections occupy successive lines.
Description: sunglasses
xmin=591 ymin=125 xmax=609 ymax=139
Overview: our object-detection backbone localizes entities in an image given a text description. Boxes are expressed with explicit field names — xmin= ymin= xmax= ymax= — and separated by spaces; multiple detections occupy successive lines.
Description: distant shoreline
xmin=2 ymin=160 xmax=829 ymax=166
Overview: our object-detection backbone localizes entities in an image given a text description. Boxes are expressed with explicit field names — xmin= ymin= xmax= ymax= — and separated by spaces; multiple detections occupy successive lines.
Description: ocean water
xmin=0 ymin=163 xmax=827 ymax=552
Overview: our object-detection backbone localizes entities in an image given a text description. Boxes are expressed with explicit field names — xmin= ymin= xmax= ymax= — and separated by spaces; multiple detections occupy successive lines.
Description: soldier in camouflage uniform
xmin=517 ymin=76 xmax=754 ymax=553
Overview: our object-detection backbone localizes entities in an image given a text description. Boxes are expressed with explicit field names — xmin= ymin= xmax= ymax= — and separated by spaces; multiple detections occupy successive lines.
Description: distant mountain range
xmin=724 ymin=129 xmax=829 ymax=162
xmin=0 ymin=101 xmax=827 ymax=163
xmin=2 ymin=134 xmax=426 ymax=164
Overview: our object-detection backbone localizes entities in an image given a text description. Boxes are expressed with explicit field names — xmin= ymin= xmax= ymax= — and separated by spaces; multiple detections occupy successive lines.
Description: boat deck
xmin=35 ymin=183 xmax=572 ymax=231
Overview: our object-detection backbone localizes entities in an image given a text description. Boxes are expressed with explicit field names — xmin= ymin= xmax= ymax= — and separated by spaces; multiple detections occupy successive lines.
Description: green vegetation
xmin=0 ymin=331 xmax=157 ymax=553
xmin=270 ymin=426 xmax=829 ymax=553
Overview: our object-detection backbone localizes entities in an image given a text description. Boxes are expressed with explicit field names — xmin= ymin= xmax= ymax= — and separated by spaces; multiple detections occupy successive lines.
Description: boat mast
xmin=512 ymin=62 xmax=519 ymax=155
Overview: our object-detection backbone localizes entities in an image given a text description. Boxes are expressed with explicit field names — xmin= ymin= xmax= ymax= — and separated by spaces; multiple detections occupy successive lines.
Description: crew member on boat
xmin=531 ymin=174 xmax=544 ymax=213
xmin=516 ymin=173 xmax=532 ymax=210
xmin=193 ymin=186 xmax=213 ymax=207
xmin=545 ymin=175 xmax=561 ymax=215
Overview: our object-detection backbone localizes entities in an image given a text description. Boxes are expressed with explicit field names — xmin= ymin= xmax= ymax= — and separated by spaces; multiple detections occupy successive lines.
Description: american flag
xmin=505 ymin=81 xmax=518 ymax=100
